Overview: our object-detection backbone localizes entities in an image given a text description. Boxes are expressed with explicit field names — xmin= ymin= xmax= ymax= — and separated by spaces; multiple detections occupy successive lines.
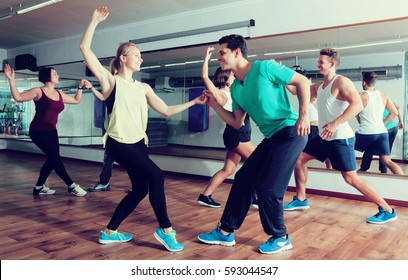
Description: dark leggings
xmin=29 ymin=129 xmax=74 ymax=187
xmin=105 ymin=137 xmax=171 ymax=230
xmin=220 ymin=126 xmax=307 ymax=237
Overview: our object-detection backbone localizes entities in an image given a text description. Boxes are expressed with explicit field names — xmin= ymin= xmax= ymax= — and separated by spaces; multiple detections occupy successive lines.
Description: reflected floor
xmin=2 ymin=137 xmax=407 ymax=175
xmin=149 ymin=144 xmax=408 ymax=175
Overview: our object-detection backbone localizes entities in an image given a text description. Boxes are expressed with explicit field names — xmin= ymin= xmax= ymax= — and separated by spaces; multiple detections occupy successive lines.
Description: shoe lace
xmin=373 ymin=210 xmax=385 ymax=218
xmin=168 ymin=232 xmax=178 ymax=244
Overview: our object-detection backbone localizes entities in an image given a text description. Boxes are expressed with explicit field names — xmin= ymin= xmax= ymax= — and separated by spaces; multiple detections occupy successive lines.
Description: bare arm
xmin=4 ymin=64 xmax=39 ymax=102
xmin=82 ymin=79 xmax=105 ymax=101
xmin=145 ymin=83 xmax=207 ymax=117
xmin=79 ymin=6 xmax=114 ymax=96
xmin=60 ymin=79 xmax=90 ymax=104
xmin=395 ymin=104 xmax=404 ymax=129
xmin=201 ymin=46 xmax=228 ymax=107
xmin=321 ymin=77 xmax=363 ymax=139
xmin=204 ymin=89 xmax=246 ymax=129
xmin=287 ymin=72 xmax=310 ymax=136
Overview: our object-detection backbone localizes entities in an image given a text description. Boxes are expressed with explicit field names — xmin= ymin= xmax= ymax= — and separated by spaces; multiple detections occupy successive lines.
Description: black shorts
xmin=223 ymin=115 xmax=251 ymax=151
xmin=308 ymin=125 xmax=319 ymax=143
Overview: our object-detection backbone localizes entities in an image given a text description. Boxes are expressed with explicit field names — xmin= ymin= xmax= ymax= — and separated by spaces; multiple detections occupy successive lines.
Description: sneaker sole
xmin=283 ymin=205 xmax=310 ymax=211
xmin=197 ymin=236 xmax=236 ymax=246
xmin=69 ymin=190 xmax=87 ymax=197
xmin=153 ymin=232 xmax=184 ymax=252
xmin=258 ymin=243 xmax=293 ymax=254
xmin=88 ymin=187 xmax=110 ymax=192
xmin=33 ymin=191 xmax=56 ymax=195
xmin=366 ymin=216 xmax=398 ymax=224
xmin=98 ymin=238 xmax=132 ymax=245
xmin=197 ymin=201 xmax=221 ymax=208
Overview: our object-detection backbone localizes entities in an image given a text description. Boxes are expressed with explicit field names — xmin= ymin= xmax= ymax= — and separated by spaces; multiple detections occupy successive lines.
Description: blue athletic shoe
xmin=98 ymin=230 xmax=132 ymax=244
xmin=198 ymin=226 xmax=236 ymax=246
xmin=153 ymin=228 xmax=184 ymax=252
xmin=366 ymin=207 xmax=397 ymax=224
xmin=258 ymin=234 xmax=293 ymax=254
xmin=283 ymin=196 xmax=310 ymax=211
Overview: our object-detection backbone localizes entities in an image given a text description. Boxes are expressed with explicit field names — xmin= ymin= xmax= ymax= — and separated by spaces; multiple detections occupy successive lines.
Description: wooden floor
xmin=1 ymin=150 xmax=408 ymax=260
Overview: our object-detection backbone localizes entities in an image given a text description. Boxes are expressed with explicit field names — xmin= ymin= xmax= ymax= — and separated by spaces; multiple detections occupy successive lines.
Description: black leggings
xmin=29 ymin=129 xmax=74 ymax=187
xmin=105 ymin=137 xmax=171 ymax=230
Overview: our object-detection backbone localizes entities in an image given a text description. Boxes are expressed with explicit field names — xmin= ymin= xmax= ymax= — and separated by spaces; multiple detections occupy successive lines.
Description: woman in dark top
xmin=4 ymin=64 xmax=88 ymax=197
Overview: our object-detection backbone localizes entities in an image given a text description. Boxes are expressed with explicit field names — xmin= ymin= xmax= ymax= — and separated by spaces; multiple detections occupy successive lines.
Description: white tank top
xmin=317 ymin=75 xmax=355 ymax=140
xmin=309 ymin=103 xmax=318 ymax=122
xmin=357 ymin=89 xmax=387 ymax=134
xmin=220 ymin=89 xmax=232 ymax=112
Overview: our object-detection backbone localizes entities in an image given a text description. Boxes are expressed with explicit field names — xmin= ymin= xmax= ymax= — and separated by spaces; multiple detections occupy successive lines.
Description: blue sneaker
xmin=283 ymin=196 xmax=310 ymax=211
xmin=258 ymin=234 xmax=293 ymax=254
xmin=366 ymin=207 xmax=397 ymax=224
xmin=198 ymin=226 xmax=235 ymax=246
xmin=153 ymin=228 xmax=184 ymax=252
xmin=98 ymin=230 xmax=132 ymax=244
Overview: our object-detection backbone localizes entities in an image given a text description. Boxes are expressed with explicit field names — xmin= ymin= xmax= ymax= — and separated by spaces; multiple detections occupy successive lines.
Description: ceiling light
xmin=16 ymin=0 xmax=63 ymax=15
xmin=264 ymin=48 xmax=320 ymax=56
xmin=264 ymin=38 xmax=406 ymax=57
xmin=0 ymin=13 xmax=14 ymax=20
xmin=140 ymin=65 xmax=161 ymax=70
xmin=0 ymin=7 xmax=15 ymax=20
xmin=337 ymin=40 xmax=403 ymax=50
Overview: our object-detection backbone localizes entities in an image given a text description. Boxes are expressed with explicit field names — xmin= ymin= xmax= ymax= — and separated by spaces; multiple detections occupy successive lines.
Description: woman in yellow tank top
xmin=80 ymin=6 xmax=207 ymax=252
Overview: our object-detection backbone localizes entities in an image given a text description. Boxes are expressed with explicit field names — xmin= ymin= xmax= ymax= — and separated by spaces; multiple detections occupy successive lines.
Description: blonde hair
xmin=110 ymin=42 xmax=139 ymax=75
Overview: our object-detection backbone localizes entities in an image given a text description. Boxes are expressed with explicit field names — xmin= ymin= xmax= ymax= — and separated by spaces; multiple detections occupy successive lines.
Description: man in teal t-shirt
xmin=197 ymin=34 xmax=311 ymax=254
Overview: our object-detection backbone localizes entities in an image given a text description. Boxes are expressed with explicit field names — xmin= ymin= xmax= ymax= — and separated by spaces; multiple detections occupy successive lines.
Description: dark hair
xmin=320 ymin=48 xmax=340 ymax=67
xmin=110 ymin=42 xmax=139 ymax=75
xmin=219 ymin=34 xmax=248 ymax=59
xmin=38 ymin=67 xmax=55 ymax=84
xmin=213 ymin=67 xmax=231 ymax=88
xmin=363 ymin=71 xmax=378 ymax=86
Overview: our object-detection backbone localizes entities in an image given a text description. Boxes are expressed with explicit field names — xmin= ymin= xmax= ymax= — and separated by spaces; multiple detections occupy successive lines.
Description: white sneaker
xmin=68 ymin=184 xmax=87 ymax=197
xmin=33 ymin=185 xmax=56 ymax=195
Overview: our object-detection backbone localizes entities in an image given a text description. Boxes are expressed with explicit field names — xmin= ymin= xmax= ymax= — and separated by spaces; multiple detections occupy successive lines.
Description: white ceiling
xmin=1 ymin=0 xmax=408 ymax=70
xmin=0 ymin=0 xmax=246 ymax=49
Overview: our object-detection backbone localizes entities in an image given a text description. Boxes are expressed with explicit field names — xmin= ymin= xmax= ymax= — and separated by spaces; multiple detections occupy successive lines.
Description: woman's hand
xmin=82 ymin=79 xmax=93 ymax=89
xmin=4 ymin=64 xmax=15 ymax=81
xmin=93 ymin=6 xmax=109 ymax=23
xmin=193 ymin=93 xmax=208 ymax=105
xmin=203 ymin=89 xmax=218 ymax=107
xmin=204 ymin=46 xmax=215 ymax=61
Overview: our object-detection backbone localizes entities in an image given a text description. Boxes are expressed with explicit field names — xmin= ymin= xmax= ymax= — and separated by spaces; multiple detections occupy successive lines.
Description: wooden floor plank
xmin=0 ymin=150 xmax=407 ymax=260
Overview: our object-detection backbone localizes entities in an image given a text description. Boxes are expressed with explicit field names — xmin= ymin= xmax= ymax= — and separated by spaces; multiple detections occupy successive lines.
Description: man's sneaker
xmin=283 ymin=196 xmax=310 ymax=211
xmin=153 ymin=228 xmax=184 ymax=252
xmin=252 ymin=199 xmax=259 ymax=209
xmin=258 ymin=234 xmax=293 ymax=254
xmin=33 ymin=185 xmax=56 ymax=195
xmin=198 ymin=226 xmax=235 ymax=246
xmin=366 ymin=207 xmax=397 ymax=224
xmin=88 ymin=182 xmax=110 ymax=192
xmin=68 ymin=184 xmax=87 ymax=197
xmin=98 ymin=230 xmax=132 ymax=244
xmin=197 ymin=194 xmax=221 ymax=208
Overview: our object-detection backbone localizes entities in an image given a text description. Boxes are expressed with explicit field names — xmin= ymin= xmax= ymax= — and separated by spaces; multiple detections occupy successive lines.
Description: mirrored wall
xmin=1 ymin=18 xmax=407 ymax=175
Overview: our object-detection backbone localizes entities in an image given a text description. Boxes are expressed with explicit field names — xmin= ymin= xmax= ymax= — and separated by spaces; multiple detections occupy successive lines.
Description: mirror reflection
xmin=1 ymin=19 xmax=406 ymax=175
